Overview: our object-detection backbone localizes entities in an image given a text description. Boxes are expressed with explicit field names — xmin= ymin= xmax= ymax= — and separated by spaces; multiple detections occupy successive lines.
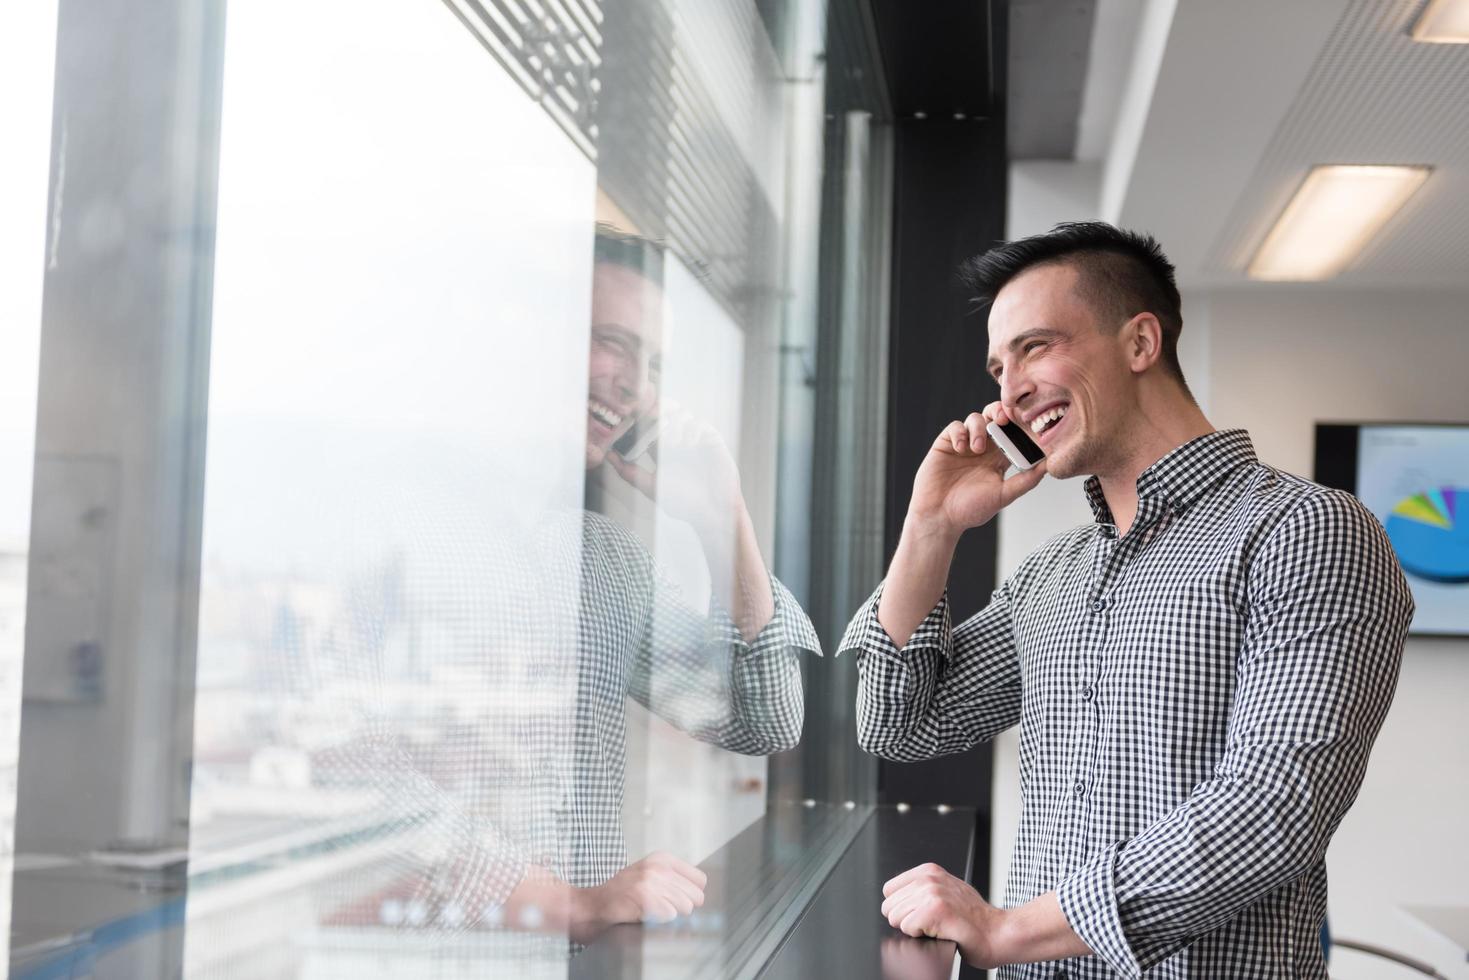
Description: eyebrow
xmin=591 ymin=322 xmax=643 ymax=350
xmin=986 ymin=328 xmax=1063 ymax=377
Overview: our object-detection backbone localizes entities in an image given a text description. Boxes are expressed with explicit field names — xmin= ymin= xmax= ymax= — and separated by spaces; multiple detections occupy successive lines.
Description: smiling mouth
xmin=1029 ymin=403 xmax=1069 ymax=441
xmin=588 ymin=397 xmax=624 ymax=430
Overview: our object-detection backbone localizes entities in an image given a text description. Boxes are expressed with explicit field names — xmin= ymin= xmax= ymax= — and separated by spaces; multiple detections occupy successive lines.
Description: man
xmin=840 ymin=222 xmax=1412 ymax=978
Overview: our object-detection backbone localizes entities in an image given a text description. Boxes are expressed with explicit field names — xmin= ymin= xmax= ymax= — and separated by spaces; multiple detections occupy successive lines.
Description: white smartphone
xmin=986 ymin=419 xmax=1046 ymax=472
xmin=612 ymin=416 xmax=660 ymax=462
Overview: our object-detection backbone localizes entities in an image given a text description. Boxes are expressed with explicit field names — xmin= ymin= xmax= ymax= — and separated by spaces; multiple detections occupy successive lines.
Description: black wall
xmin=875 ymin=0 xmax=1009 ymax=921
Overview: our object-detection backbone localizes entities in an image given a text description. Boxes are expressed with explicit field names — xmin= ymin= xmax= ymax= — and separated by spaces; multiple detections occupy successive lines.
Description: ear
xmin=1122 ymin=313 xmax=1164 ymax=374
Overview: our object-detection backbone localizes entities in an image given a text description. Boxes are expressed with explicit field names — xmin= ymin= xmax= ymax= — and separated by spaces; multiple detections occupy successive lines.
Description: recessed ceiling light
xmin=1247 ymin=165 xmax=1431 ymax=281
xmin=1412 ymin=0 xmax=1469 ymax=43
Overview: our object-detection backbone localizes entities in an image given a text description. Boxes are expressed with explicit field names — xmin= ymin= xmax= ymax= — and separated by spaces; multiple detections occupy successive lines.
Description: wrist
xmin=688 ymin=496 xmax=748 ymax=543
xmin=568 ymin=883 xmax=607 ymax=940
xmin=987 ymin=892 xmax=1090 ymax=966
xmin=902 ymin=511 xmax=963 ymax=548
xmin=986 ymin=905 xmax=1022 ymax=965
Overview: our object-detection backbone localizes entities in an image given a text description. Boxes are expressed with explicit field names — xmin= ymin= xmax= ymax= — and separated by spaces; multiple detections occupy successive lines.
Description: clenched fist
xmin=572 ymin=851 xmax=708 ymax=941
xmin=881 ymin=862 xmax=1006 ymax=969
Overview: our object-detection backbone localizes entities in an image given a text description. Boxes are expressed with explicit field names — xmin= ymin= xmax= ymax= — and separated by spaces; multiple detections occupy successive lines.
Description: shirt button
xmin=1081 ymin=686 xmax=1095 ymax=702
xmin=1073 ymin=781 xmax=1086 ymax=797
xmin=1056 ymin=971 xmax=1068 ymax=980
xmin=1091 ymin=598 xmax=1107 ymax=613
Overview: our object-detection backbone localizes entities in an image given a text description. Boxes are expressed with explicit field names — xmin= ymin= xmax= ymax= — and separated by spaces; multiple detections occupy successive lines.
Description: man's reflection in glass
xmin=309 ymin=227 xmax=819 ymax=959
xmin=513 ymin=226 xmax=819 ymax=938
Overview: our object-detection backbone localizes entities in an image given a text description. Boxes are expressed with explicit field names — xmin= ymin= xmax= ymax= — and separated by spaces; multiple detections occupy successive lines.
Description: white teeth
xmin=1029 ymin=404 xmax=1069 ymax=434
xmin=588 ymin=399 xmax=622 ymax=427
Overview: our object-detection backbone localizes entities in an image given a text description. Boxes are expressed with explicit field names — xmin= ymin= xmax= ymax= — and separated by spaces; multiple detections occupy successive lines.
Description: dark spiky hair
xmin=594 ymin=222 xmax=665 ymax=287
xmin=958 ymin=221 xmax=1188 ymax=388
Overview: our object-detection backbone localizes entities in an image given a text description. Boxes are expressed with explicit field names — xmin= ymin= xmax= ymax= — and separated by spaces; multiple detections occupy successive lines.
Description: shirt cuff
xmin=835 ymin=581 xmax=952 ymax=660
xmin=1056 ymin=841 xmax=1145 ymax=980
xmin=714 ymin=571 xmax=824 ymax=658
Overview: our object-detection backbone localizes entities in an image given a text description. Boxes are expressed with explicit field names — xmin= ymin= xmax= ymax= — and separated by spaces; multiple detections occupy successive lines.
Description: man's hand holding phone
xmin=906 ymin=403 xmax=1048 ymax=540
xmin=605 ymin=400 xmax=744 ymax=539
xmin=878 ymin=402 xmax=1047 ymax=648
xmin=605 ymin=399 xmax=776 ymax=642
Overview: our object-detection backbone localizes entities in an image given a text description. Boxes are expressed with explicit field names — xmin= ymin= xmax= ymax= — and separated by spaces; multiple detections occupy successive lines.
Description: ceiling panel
xmin=1203 ymin=0 xmax=1469 ymax=285
xmin=1008 ymin=0 xmax=1097 ymax=159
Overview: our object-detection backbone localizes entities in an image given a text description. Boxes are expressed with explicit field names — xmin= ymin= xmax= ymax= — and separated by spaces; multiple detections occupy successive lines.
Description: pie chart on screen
xmin=1384 ymin=487 xmax=1469 ymax=584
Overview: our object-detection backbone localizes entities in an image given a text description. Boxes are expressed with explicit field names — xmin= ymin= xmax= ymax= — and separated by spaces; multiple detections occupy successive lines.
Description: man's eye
xmin=1024 ymin=342 xmax=1044 ymax=354
xmin=595 ymin=332 xmax=629 ymax=354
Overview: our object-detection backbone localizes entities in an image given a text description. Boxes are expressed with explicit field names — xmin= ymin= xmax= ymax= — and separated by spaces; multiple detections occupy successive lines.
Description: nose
xmin=999 ymin=365 xmax=1036 ymax=416
xmin=614 ymin=371 xmax=637 ymax=402
xmin=610 ymin=352 xmax=644 ymax=402
xmin=612 ymin=351 xmax=657 ymax=407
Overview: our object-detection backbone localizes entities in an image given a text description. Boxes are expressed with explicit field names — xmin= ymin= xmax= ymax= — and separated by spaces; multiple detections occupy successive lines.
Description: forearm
xmin=847 ymin=574 xmax=1020 ymax=760
xmin=1057 ymin=758 xmax=1353 ymax=973
xmin=878 ymin=515 xmax=960 ymax=647
xmin=504 ymin=866 xmax=575 ymax=932
xmin=504 ymin=866 xmax=616 ymax=944
xmin=699 ymin=503 xmax=775 ymax=643
xmin=990 ymin=892 xmax=1092 ymax=965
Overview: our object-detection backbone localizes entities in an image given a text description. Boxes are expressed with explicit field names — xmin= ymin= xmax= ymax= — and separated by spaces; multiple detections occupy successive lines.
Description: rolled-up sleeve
xmin=841 ymin=580 xmax=1022 ymax=762
xmin=1056 ymin=490 xmax=1413 ymax=977
xmin=637 ymin=568 xmax=820 ymax=755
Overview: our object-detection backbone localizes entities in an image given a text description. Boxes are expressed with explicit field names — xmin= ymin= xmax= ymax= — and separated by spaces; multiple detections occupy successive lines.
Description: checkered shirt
xmin=307 ymin=505 xmax=818 ymax=944
xmin=841 ymin=429 xmax=1413 ymax=979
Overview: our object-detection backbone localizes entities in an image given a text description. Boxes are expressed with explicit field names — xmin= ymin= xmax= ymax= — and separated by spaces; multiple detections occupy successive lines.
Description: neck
xmin=1095 ymin=380 xmax=1214 ymax=536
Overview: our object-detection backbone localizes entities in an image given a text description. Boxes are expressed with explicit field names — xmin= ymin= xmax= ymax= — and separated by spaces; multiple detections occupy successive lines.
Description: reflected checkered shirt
xmin=841 ymin=430 xmax=1413 ymax=979
xmin=312 ymin=506 xmax=819 ymax=947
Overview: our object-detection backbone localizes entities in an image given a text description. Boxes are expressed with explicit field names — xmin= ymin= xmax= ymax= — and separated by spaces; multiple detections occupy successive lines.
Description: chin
xmin=1042 ymin=455 xmax=1075 ymax=480
xmin=1041 ymin=442 xmax=1081 ymax=480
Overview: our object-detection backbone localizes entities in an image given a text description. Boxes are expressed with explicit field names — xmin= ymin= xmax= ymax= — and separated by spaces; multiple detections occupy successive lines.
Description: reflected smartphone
xmin=986 ymin=419 xmax=1045 ymax=471
xmin=612 ymin=416 xmax=660 ymax=462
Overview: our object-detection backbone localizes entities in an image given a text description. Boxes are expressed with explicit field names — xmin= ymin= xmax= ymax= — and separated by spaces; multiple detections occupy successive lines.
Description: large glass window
xmin=0 ymin=0 xmax=60 ymax=968
xmin=3 ymin=0 xmax=893 ymax=976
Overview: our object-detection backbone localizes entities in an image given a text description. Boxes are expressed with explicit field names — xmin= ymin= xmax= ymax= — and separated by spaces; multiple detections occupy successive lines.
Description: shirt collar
xmin=1083 ymin=429 xmax=1257 ymax=526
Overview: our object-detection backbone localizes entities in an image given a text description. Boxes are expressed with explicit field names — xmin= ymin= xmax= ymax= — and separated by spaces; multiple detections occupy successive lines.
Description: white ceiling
xmin=1075 ymin=0 xmax=1144 ymax=162
xmin=1110 ymin=0 xmax=1469 ymax=289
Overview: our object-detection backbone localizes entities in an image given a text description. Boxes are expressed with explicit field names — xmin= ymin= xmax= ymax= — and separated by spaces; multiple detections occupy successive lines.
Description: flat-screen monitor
xmin=1315 ymin=422 xmax=1469 ymax=637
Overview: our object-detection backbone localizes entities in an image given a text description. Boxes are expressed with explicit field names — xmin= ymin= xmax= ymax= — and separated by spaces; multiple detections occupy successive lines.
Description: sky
xmin=0 ymin=0 xmax=57 ymax=548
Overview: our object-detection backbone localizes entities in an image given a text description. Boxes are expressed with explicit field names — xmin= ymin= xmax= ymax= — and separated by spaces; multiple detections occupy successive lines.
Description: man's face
xmin=586 ymin=262 xmax=662 ymax=470
xmin=985 ymin=262 xmax=1135 ymax=480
